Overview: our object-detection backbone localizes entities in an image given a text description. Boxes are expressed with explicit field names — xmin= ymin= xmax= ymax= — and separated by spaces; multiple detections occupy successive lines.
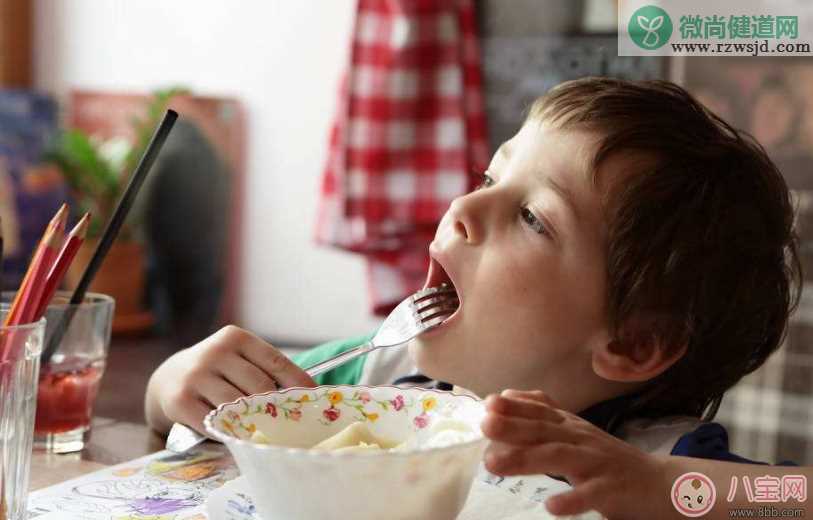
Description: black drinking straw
xmin=40 ymin=110 xmax=178 ymax=364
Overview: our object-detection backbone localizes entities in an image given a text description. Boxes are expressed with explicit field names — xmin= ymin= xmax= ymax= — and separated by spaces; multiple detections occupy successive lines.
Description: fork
xmin=165 ymin=284 xmax=458 ymax=453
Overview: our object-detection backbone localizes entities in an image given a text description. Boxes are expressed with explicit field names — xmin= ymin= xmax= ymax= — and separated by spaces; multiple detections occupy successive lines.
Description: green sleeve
xmin=291 ymin=331 xmax=375 ymax=386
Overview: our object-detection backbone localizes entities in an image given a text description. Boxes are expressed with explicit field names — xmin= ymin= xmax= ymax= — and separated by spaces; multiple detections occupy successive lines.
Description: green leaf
xmin=48 ymin=130 xmax=119 ymax=195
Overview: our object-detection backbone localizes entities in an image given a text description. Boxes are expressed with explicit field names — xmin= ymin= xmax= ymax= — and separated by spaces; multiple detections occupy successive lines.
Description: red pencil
xmin=16 ymin=222 xmax=64 ymax=325
xmin=34 ymin=213 xmax=90 ymax=319
xmin=3 ymin=204 xmax=68 ymax=327
xmin=0 ymin=205 xmax=66 ymax=362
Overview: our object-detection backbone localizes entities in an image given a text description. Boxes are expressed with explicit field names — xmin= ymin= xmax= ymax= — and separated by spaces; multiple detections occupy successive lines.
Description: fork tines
xmin=411 ymin=284 xmax=456 ymax=302
xmin=412 ymin=284 xmax=459 ymax=326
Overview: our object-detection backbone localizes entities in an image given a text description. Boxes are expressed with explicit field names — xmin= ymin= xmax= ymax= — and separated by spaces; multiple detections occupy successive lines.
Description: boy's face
xmin=410 ymin=120 xmax=620 ymax=410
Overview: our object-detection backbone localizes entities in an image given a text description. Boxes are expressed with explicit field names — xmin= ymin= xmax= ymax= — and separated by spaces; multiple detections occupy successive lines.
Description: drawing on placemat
xmin=28 ymin=447 xmax=239 ymax=519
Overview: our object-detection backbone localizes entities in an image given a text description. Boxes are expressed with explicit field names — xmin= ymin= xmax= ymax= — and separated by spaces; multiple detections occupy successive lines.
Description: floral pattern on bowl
xmin=207 ymin=385 xmax=483 ymax=454
xmin=218 ymin=387 xmax=444 ymax=440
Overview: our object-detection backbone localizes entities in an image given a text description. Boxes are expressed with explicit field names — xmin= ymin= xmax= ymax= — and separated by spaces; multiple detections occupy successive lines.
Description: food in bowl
xmin=249 ymin=414 xmax=479 ymax=454
xmin=205 ymin=385 xmax=486 ymax=520
xmin=251 ymin=420 xmax=398 ymax=452
xmin=312 ymin=421 xmax=396 ymax=451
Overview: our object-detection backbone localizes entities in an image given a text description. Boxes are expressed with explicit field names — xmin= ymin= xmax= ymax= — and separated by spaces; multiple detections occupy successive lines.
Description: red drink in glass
xmin=34 ymin=356 xmax=105 ymax=450
xmin=32 ymin=292 xmax=114 ymax=453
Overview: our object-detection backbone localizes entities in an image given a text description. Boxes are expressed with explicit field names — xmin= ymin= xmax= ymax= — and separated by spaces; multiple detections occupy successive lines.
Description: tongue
xmin=423 ymin=258 xmax=453 ymax=291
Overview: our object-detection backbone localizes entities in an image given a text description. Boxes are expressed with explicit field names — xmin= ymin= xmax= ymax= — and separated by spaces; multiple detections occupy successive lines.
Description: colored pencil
xmin=34 ymin=213 xmax=90 ymax=320
xmin=15 ymin=216 xmax=65 ymax=325
xmin=3 ymin=204 xmax=67 ymax=327
xmin=0 ymin=204 xmax=67 ymax=363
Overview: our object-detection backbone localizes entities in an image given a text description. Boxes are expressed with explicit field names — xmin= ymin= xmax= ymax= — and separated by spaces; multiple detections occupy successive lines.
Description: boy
xmin=145 ymin=78 xmax=800 ymax=479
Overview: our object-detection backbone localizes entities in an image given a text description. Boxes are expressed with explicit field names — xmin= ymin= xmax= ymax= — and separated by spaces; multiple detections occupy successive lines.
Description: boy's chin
xmin=408 ymin=339 xmax=481 ymax=394
xmin=407 ymin=339 xmax=430 ymax=370
xmin=408 ymin=339 xmax=451 ymax=381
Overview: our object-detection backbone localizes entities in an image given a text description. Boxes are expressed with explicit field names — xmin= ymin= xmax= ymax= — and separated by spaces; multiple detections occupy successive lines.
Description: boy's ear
xmin=591 ymin=333 xmax=687 ymax=383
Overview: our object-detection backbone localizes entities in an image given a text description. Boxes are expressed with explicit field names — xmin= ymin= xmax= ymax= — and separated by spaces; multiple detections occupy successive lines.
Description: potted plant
xmin=45 ymin=87 xmax=189 ymax=333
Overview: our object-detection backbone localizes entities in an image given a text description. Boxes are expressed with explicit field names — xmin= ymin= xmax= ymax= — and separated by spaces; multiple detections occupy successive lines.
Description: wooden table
xmin=30 ymin=334 xmax=177 ymax=491
xmin=30 ymin=417 xmax=169 ymax=490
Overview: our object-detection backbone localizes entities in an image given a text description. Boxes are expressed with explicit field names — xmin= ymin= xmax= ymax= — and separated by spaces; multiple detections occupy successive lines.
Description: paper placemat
xmin=27 ymin=447 xmax=602 ymax=519
xmin=28 ymin=446 xmax=238 ymax=519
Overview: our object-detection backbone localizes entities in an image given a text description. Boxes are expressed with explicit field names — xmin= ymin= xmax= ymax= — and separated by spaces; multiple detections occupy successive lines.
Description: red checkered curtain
xmin=316 ymin=0 xmax=489 ymax=315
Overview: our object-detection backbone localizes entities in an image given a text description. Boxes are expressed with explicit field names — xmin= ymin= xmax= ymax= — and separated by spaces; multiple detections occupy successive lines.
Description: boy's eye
xmin=470 ymin=173 xmax=551 ymax=238
xmin=472 ymin=172 xmax=495 ymax=191
xmin=520 ymin=207 xmax=549 ymax=236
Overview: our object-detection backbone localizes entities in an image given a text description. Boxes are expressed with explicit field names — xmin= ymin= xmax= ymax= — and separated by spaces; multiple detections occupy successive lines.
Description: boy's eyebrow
xmin=545 ymin=177 xmax=579 ymax=221
xmin=494 ymin=140 xmax=578 ymax=221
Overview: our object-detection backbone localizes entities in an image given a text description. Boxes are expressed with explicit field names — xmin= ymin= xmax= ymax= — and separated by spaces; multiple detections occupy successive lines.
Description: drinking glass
xmin=1 ymin=292 xmax=115 ymax=454
xmin=0 ymin=314 xmax=45 ymax=520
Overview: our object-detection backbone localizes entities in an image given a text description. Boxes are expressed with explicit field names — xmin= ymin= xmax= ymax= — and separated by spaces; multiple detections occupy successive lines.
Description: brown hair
xmin=528 ymin=78 xmax=802 ymax=420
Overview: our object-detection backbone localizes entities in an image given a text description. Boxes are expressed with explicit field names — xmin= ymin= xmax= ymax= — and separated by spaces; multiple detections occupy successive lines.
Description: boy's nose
xmin=448 ymin=196 xmax=483 ymax=245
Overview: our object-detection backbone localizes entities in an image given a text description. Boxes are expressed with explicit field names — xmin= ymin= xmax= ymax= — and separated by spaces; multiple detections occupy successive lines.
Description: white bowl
xmin=204 ymin=385 xmax=486 ymax=520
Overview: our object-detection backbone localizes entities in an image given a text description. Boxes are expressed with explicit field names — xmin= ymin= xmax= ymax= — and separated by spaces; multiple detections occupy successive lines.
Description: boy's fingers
xmin=240 ymin=341 xmax=316 ymax=389
xmin=545 ymin=481 xmax=604 ymax=517
xmin=166 ymin=396 xmax=214 ymax=437
xmin=485 ymin=394 xmax=565 ymax=422
xmin=185 ymin=399 xmax=217 ymax=437
xmin=500 ymin=389 xmax=560 ymax=407
xmin=481 ymin=413 xmax=580 ymax=445
xmin=219 ymin=355 xmax=279 ymax=396
xmin=199 ymin=376 xmax=245 ymax=410
xmin=484 ymin=441 xmax=592 ymax=478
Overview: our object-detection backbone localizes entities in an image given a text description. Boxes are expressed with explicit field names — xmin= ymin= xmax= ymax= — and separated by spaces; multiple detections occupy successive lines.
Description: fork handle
xmin=304 ymin=341 xmax=375 ymax=378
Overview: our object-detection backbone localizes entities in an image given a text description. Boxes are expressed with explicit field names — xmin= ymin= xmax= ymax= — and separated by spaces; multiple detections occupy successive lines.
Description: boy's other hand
xmin=145 ymin=325 xmax=316 ymax=436
xmin=481 ymin=389 xmax=672 ymax=520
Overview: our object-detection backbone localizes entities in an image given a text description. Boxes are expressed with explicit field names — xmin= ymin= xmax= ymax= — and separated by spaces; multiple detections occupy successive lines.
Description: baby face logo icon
xmin=672 ymin=472 xmax=716 ymax=517
xmin=628 ymin=5 xmax=673 ymax=50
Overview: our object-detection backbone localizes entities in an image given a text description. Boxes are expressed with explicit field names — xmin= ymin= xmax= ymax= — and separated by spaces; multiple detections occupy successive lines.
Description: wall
xmin=33 ymin=0 xmax=383 ymax=344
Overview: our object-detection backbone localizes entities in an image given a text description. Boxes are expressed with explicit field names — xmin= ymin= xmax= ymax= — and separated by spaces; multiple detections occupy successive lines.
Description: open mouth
xmin=420 ymin=256 xmax=462 ymax=323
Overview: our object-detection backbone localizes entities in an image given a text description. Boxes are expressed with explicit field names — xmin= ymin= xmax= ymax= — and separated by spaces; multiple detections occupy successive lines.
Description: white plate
xmin=205 ymin=475 xmax=601 ymax=520
xmin=205 ymin=476 xmax=261 ymax=520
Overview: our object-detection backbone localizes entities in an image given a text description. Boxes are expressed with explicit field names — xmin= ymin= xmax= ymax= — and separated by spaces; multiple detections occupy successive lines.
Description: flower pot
xmin=64 ymin=240 xmax=153 ymax=335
